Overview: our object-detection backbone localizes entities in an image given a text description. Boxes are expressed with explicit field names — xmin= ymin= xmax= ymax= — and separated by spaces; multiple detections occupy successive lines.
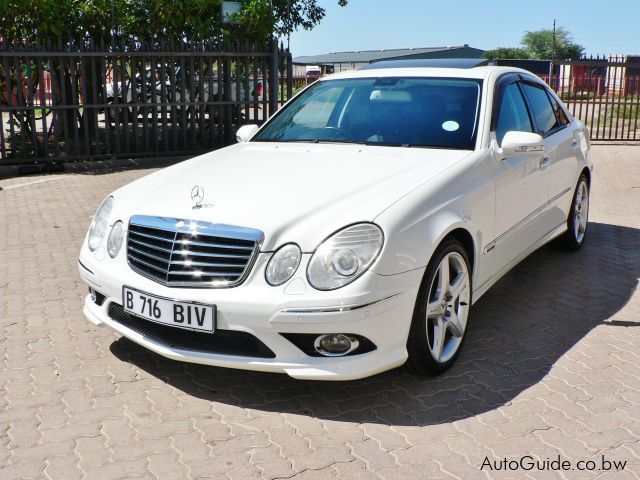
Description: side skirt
xmin=472 ymin=221 xmax=568 ymax=304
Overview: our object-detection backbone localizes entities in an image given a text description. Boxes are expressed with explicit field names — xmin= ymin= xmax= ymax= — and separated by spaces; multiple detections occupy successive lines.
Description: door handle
xmin=539 ymin=157 xmax=550 ymax=169
xmin=571 ymin=140 xmax=579 ymax=149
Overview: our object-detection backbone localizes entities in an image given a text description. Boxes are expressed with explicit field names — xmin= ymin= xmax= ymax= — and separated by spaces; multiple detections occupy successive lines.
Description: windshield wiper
xmin=361 ymin=142 xmax=467 ymax=150
xmin=312 ymin=139 xmax=367 ymax=145
xmin=256 ymin=139 xmax=366 ymax=145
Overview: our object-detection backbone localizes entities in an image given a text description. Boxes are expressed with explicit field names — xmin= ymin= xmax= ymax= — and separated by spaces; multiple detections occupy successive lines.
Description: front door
xmin=488 ymin=80 xmax=550 ymax=279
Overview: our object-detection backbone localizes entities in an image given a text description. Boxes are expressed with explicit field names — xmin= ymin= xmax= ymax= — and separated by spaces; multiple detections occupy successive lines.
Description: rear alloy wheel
xmin=562 ymin=174 xmax=590 ymax=250
xmin=406 ymin=239 xmax=471 ymax=375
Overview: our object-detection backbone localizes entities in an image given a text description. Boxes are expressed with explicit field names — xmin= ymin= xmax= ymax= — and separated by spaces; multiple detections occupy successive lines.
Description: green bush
xmin=605 ymin=103 xmax=640 ymax=123
xmin=559 ymin=91 xmax=597 ymax=101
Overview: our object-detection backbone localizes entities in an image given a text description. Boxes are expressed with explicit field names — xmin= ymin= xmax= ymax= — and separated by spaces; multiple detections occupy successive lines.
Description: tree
xmin=235 ymin=0 xmax=347 ymax=44
xmin=0 ymin=0 xmax=348 ymax=151
xmin=481 ymin=27 xmax=584 ymax=61
xmin=0 ymin=0 xmax=127 ymax=43
xmin=0 ymin=0 xmax=348 ymax=45
xmin=522 ymin=27 xmax=584 ymax=60
xmin=0 ymin=0 xmax=138 ymax=146
xmin=482 ymin=47 xmax=530 ymax=60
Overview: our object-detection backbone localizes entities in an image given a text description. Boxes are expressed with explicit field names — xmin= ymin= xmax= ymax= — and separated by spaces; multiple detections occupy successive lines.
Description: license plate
xmin=123 ymin=286 xmax=216 ymax=333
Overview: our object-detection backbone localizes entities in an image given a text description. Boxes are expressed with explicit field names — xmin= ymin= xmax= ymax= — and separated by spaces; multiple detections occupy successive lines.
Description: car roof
xmin=359 ymin=58 xmax=490 ymax=70
xmin=323 ymin=63 xmax=533 ymax=81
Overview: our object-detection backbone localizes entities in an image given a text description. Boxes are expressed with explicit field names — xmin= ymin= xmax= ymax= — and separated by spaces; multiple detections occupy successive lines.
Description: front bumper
xmin=79 ymin=249 xmax=423 ymax=380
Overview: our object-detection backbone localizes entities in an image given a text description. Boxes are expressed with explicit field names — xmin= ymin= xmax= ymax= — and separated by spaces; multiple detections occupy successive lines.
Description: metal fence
xmin=4 ymin=46 xmax=639 ymax=169
xmin=545 ymin=57 xmax=640 ymax=141
xmin=0 ymin=38 xmax=293 ymax=166
xmin=500 ymin=55 xmax=640 ymax=141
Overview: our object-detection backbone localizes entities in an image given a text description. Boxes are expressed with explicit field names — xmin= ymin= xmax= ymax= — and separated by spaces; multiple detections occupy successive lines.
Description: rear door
xmin=522 ymin=81 xmax=578 ymax=230
xmin=526 ymin=84 xmax=580 ymax=229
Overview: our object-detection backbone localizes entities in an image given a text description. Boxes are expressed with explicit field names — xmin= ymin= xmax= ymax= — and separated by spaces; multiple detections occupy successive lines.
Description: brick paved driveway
xmin=1 ymin=145 xmax=639 ymax=480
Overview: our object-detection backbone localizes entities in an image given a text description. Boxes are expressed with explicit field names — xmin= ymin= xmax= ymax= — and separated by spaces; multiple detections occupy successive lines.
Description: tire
xmin=561 ymin=173 xmax=590 ymax=251
xmin=406 ymin=239 xmax=472 ymax=375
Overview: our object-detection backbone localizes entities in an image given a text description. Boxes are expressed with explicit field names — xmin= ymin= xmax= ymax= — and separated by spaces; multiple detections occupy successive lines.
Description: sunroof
xmin=360 ymin=58 xmax=490 ymax=70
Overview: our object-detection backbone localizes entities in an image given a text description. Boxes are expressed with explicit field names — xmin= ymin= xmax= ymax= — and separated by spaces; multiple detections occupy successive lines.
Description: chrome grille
xmin=127 ymin=215 xmax=263 ymax=288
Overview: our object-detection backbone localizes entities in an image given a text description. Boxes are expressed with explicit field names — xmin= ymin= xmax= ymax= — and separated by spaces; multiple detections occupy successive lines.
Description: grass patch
xmin=606 ymin=103 xmax=640 ymax=121
xmin=560 ymin=91 xmax=597 ymax=101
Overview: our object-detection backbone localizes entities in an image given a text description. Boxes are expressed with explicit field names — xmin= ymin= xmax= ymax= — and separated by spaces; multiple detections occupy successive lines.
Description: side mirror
xmin=496 ymin=131 xmax=544 ymax=158
xmin=236 ymin=124 xmax=259 ymax=143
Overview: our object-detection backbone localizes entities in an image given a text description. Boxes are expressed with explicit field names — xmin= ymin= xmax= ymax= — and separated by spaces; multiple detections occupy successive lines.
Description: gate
xmin=0 ymin=38 xmax=293 ymax=167
xmin=544 ymin=56 xmax=640 ymax=141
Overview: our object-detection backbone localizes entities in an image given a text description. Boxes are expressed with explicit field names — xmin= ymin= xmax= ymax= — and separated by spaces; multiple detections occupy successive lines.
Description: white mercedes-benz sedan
xmin=79 ymin=59 xmax=592 ymax=380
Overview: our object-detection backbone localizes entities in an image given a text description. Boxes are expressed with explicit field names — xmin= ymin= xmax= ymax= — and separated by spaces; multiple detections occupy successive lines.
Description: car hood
xmin=113 ymin=142 xmax=471 ymax=251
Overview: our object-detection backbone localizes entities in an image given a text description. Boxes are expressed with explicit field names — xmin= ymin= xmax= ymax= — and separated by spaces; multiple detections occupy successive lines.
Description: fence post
xmin=286 ymin=49 xmax=293 ymax=101
xmin=269 ymin=37 xmax=279 ymax=118
xmin=223 ymin=55 xmax=233 ymax=144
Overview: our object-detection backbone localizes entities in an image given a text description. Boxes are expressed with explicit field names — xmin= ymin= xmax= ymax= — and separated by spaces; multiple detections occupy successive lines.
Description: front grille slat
xmin=168 ymin=270 xmax=243 ymax=277
xmin=128 ymin=253 xmax=170 ymax=275
xmin=128 ymin=237 xmax=174 ymax=255
xmin=170 ymin=259 xmax=246 ymax=268
xmin=172 ymin=249 xmax=252 ymax=260
xmin=129 ymin=245 xmax=172 ymax=264
xmin=127 ymin=215 xmax=263 ymax=288
xmin=129 ymin=229 xmax=176 ymax=243
xmin=164 ymin=280 xmax=242 ymax=287
xmin=175 ymin=238 xmax=255 ymax=250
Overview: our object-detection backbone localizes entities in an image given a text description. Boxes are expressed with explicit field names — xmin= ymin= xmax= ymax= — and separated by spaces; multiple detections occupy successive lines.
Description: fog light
xmin=314 ymin=334 xmax=359 ymax=357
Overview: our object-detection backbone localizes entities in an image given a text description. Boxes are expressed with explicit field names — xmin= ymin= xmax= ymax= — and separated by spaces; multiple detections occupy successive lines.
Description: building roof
xmin=293 ymin=45 xmax=484 ymax=65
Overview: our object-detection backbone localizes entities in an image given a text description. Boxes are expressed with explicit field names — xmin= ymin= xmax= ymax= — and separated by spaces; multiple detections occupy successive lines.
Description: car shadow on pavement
xmin=110 ymin=221 xmax=640 ymax=426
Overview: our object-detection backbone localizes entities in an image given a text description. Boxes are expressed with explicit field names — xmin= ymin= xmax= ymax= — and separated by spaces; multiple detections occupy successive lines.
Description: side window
xmin=521 ymin=83 xmax=560 ymax=135
xmin=546 ymin=90 xmax=570 ymax=126
xmin=495 ymin=82 xmax=533 ymax=146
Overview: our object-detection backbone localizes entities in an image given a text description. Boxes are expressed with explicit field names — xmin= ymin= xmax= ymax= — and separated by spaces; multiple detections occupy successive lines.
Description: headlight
xmin=88 ymin=196 xmax=114 ymax=251
xmin=107 ymin=221 xmax=125 ymax=258
xmin=265 ymin=244 xmax=302 ymax=286
xmin=307 ymin=223 xmax=383 ymax=290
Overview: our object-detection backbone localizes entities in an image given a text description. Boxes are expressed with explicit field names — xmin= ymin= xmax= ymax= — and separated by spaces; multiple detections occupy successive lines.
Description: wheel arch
xmin=404 ymin=222 xmax=476 ymax=376
xmin=580 ymin=166 xmax=591 ymax=187
xmin=418 ymin=216 xmax=478 ymax=276
xmin=441 ymin=227 xmax=476 ymax=276
xmin=374 ymin=209 xmax=481 ymax=278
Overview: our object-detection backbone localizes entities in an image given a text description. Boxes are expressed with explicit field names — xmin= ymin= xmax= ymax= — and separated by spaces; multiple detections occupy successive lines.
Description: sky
xmin=289 ymin=0 xmax=640 ymax=58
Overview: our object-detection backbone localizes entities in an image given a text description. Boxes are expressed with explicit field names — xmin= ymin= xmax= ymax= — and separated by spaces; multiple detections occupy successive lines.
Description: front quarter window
xmin=254 ymin=77 xmax=482 ymax=149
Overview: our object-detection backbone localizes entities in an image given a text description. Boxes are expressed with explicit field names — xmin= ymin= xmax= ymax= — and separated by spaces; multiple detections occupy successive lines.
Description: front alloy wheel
xmin=406 ymin=239 xmax=471 ymax=375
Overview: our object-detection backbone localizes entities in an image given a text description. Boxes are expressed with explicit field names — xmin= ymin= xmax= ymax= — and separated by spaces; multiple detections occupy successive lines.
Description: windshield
xmin=254 ymin=77 xmax=482 ymax=149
